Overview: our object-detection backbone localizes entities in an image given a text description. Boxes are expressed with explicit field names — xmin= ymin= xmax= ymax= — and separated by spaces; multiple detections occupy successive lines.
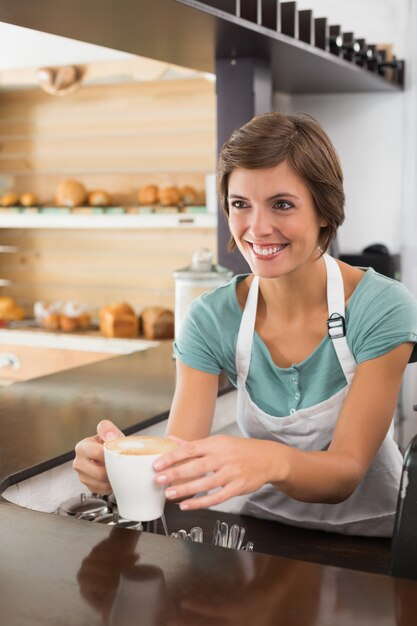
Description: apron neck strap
xmin=324 ymin=253 xmax=346 ymax=319
xmin=323 ymin=253 xmax=355 ymax=384
xmin=236 ymin=275 xmax=259 ymax=384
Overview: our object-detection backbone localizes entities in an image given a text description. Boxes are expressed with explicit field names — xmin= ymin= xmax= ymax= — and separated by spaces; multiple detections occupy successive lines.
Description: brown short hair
xmin=217 ymin=112 xmax=345 ymax=253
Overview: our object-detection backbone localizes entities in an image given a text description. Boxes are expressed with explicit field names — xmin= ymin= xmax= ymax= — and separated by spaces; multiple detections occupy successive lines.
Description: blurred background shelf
xmin=0 ymin=212 xmax=216 ymax=229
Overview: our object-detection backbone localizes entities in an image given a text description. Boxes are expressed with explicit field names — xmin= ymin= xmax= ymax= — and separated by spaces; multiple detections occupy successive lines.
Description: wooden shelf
xmin=179 ymin=0 xmax=402 ymax=93
xmin=0 ymin=0 xmax=402 ymax=95
xmin=0 ymin=212 xmax=217 ymax=230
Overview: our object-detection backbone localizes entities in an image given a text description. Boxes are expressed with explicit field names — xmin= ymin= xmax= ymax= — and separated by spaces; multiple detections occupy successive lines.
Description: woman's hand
xmin=154 ymin=434 xmax=278 ymax=510
xmin=73 ymin=420 xmax=124 ymax=494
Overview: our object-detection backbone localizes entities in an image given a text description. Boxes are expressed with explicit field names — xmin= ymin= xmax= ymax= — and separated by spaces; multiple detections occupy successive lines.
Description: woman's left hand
xmin=153 ymin=435 xmax=275 ymax=510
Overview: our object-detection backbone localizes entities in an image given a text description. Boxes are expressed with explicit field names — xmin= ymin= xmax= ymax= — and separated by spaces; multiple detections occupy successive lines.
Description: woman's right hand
xmin=73 ymin=420 xmax=124 ymax=494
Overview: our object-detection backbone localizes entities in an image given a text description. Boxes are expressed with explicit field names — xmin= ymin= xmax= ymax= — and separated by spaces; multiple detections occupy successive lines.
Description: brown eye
xmin=273 ymin=200 xmax=293 ymax=210
xmin=230 ymin=200 xmax=248 ymax=209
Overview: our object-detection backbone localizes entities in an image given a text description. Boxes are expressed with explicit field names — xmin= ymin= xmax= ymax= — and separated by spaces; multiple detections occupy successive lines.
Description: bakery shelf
xmin=0 ymin=328 xmax=159 ymax=354
xmin=0 ymin=212 xmax=217 ymax=230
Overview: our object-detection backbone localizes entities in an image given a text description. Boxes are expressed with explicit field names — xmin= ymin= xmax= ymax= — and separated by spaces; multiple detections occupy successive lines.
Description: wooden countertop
xmin=0 ymin=341 xmax=416 ymax=624
xmin=0 ymin=502 xmax=416 ymax=626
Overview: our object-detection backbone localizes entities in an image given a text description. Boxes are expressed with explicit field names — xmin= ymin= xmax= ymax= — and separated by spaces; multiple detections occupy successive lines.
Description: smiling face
xmin=227 ymin=162 xmax=327 ymax=279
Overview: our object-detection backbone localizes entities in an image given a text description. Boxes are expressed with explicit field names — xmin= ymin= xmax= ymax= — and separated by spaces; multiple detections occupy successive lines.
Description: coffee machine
xmin=338 ymin=243 xmax=401 ymax=281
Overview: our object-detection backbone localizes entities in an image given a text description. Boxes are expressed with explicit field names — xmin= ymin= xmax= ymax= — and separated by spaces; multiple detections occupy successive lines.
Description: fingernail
xmin=179 ymin=503 xmax=189 ymax=510
xmin=156 ymin=474 xmax=167 ymax=484
xmin=154 ymin=461 xmax=164 ymax=470
xmin=103 ymin=432 xmax=116 ymax=442
xmin=165 ymin=488 xmax=177 ymax=498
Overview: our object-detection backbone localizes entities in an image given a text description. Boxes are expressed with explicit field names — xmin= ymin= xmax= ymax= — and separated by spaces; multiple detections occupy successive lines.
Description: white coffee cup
xmin=104 ymin=436 xmax=177 ymax=522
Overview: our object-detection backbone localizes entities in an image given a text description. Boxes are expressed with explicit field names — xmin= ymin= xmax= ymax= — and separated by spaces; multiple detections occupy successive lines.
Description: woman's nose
xmin=249 ymin=207 xmax=274 ymax=238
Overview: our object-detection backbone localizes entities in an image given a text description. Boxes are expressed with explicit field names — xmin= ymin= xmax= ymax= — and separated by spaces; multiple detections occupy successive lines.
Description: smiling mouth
xmin=251 ymin=243 xmax=289 ymax=257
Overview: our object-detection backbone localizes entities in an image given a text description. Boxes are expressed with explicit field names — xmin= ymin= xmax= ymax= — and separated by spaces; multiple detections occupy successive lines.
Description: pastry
xmin=20 ymin=192 xmax=39 ymax=207
xmin=99 ymin=302 xmax=139 ymax=338
xmin=87 ymin=190 xmax=112 ymax=207
xmin=59 ymin=301 xmax=90 ymax=331
xmin=42 ymin=313 xmax=61 ymax=330
xmin=140 ymin=307 xmax=174 ymax=340
xmin=34 ymin=301 xmax=61 ymax=330
xmin=56 ymin=179 xmax=87 ymax=208
xmin=77 ymin=313 xmax=92 ymax=329
xmin=138 ymin=184 xmax=159 ymax=205
xmin=34 ymin=300 xmax=90 ymax=331
xmin=1 ymin=193 xmax=19 ymax=207
xmin=0 ymin=296 xmax=25 ymax=320
xmin=59 ymin=316 xmax=79 ymax=332
xmin=179 ymin=185 xmax=199 ymax=206
xmin=158 ymin=186 xmax=181 ymax=207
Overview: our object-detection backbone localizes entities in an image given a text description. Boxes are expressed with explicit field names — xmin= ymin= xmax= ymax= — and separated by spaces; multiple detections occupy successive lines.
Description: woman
xmin=74 ymin=112 xmax=417 ymax=536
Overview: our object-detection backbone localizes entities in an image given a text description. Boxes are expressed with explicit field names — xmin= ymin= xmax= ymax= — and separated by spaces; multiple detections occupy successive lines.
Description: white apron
xmin=236 ymin=254 xmax=403 ymax=536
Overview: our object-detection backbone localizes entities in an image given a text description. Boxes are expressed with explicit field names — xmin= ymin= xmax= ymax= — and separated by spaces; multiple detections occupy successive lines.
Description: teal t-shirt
xmin=174 ymin=269 xmax=417 ymax=417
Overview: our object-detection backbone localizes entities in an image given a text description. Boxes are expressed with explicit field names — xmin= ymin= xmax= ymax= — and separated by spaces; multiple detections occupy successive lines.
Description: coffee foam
xmin=105 ymin=436 xmax=176 ymax=456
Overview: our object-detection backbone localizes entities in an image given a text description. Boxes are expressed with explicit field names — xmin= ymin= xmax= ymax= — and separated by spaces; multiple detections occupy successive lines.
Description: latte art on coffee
xmin=105 ymin=436 xmax=176 ymax=456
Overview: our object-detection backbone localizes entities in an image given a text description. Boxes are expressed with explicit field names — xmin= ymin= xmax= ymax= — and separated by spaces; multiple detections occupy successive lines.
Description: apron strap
xmin=236 ymin=275 xmax=259 ymax=384
xmin=235 ymin=256 xmax=356 ymax=387
xmin=324 ymin=254 xmax=356 ymax=385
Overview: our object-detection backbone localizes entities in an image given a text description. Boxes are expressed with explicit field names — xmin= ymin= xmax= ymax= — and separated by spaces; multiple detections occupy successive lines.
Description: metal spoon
xmin=212 ymin=519 xmax=221 ymax=546
xmin=177 ymin=529 xmax=188 ymax=540
xmin=220 ymin=522 xmax=229 ymax=547
xmin=190 ymin=526 xmax=203 ymax=543
xmin=236 ymin=526 xmax=246 ymax=550
xmin=227 ymin=524 xmax=240 ymax=549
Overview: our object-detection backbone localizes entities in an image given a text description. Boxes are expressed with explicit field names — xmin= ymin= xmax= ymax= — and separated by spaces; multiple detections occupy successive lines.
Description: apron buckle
xmin=327 ymin=313 xmax=346 ymax=339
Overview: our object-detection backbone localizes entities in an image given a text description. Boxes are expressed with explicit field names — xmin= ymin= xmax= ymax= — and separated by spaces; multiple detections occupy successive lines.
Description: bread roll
xmin=1 ymin=193 xmax=19 ymax=207
xmin=59 ymin=316 xmax=79 ymax=332
xmin=43 ymin=313 xmax=61 ymax=330
xmin=87 ymin=189 xmax=112 ymax=207
xmin=99 ymin=302 xmax=139 ymax=338
xmin=59 ymin=302 xmax=91 ymax=331
xmin=138 ymin=184 xmax=159 ymax=205
xmin=77 ymin=313 xmax=91 ymax=329
xmin=20 ymin=192 xmax=38 ymax=207
xmin=140 ymin=307 xmax=174 ymax=340
xmin=34 ymin=300 xmax=91 ymax=331
xmin=56 ymin=179 xmax=87 ymax=207
xmin=0 ymin=296 xmax=25 ymax=320
xmin=158 ymin=186 xmax=181 ymax=207
xmin=179 ymin=185 xmax=199 ymax=206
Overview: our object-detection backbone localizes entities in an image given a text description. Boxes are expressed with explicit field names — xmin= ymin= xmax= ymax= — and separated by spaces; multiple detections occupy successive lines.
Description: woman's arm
xmin=156 ymin=342 xmax=413 ymax=509
xmin=165 ymin=360 xmax=219 ymax=440
xmin=276 ymin=341 xmax=414 ymax=503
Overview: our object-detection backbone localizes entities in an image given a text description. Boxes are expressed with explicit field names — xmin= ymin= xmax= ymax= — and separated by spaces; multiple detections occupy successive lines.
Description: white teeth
xmin=253 ymin=243 xmax=286 ymax=256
